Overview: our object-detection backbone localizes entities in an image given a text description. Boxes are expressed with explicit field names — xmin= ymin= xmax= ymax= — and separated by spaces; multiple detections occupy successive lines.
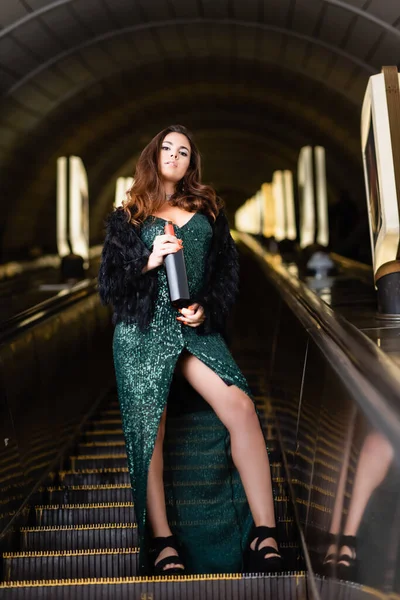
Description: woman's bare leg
xmin=338 ymin=432 xmax=393 ymax=562
xmin=177 ymin=351 xmax=279 ymax=556
xmin=146 ymin=405 xmax=184 ymax=570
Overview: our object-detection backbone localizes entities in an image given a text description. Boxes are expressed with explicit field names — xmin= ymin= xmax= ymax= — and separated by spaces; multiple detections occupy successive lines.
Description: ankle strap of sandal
xmin=340 ymin=535 xmax=356 ymax=549
xmin=252 ymin=526 xmax=278 ymax=551
xmin=150 ymin=534 xmax=179 ymax=555
xmin=326 ymin=531 xmax=340 ymax=544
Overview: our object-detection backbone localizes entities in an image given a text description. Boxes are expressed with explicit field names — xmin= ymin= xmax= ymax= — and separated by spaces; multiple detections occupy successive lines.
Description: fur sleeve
xmin=97 ymin=207 xmax=152 ymax=307
xmin=192 ymin=210 xmax=240 ymax=336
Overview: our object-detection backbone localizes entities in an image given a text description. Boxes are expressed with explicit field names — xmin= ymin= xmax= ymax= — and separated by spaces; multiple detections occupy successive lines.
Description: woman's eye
xmin=161 ymin=145 xmax=188 ymax=157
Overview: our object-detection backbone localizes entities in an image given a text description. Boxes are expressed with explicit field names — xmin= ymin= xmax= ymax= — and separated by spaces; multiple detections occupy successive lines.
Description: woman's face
xmin=158 ymin=132 xmax=191 ymax=186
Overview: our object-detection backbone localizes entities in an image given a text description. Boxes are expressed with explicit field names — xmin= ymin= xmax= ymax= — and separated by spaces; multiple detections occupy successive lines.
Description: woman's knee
xmin=227 ymin=388 xmax=257 ymax=426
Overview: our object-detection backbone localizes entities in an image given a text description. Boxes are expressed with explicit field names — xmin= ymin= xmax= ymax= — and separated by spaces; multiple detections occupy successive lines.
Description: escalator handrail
xmin=237 ymin=232 xmax=400 ymax=458
xmin=0 ymin=278 xmax=98 ymax=342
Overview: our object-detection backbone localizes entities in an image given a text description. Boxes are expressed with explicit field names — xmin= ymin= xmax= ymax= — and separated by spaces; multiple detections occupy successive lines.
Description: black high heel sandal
xmin=245 ymin=526 xmax=283 ymax=573
xmin=321 ymin=532 xmax=339 ymax=577
xmin=337 ymin=535 xmax=357 ymax=581
xmin=149 ymin=534 xmax=186 ymax=575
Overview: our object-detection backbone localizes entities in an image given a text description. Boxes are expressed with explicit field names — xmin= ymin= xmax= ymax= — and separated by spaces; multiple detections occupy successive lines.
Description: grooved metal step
xmin=77 ymin=442 xmax=127 ymax=456
xmin=43 ymin=481 xmax=288 ymax=505
xmin=33 ymin=498 xmax=292 ymax=528
xmin=35 ymin=503 xmax=136 ymax=526
xmin=82 ymin=431 xmax=125 ymax=442
xmin=44 ymin=484 xmax=134 ymax=505
xmin=3 ymin=548 xmax=139 ymax=581
xmin=20 ymin=523 xmax=139 ymax=551
xmin=0 ymin=573 xmax=307 ymax=599
xmin=68 ymin=455 xmax=129 ymax=470
xmin=59 ymin=463 xmax=285 ymax=486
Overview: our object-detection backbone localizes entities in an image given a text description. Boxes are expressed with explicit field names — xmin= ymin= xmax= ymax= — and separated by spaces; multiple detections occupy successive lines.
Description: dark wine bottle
xmin=164 ymin=221 xmax=191 ymax=308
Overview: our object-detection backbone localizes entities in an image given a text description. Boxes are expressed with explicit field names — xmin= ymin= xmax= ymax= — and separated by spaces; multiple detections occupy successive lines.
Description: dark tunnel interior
xmin=2 ymin=0 xmax=398 ymax=262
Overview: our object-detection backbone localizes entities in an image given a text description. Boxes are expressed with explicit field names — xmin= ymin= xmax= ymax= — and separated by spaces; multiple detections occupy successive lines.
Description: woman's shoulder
xmin=104 ymin=206 xmax=143 ymax=243
xmin=106 ymin=206 xmax=140 ymax=229
xmin=201 ymin=206 xmax=227 ymax=226
xmin=106 ymin=206 xmax=128 ymax=224
xmin=212 ymin=208 xmax=229 ymax=232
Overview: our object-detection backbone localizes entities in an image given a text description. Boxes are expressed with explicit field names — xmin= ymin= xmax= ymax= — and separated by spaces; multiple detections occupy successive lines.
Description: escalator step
xmin=88 ymin=420 xmax=123 ymax=430
xmin=34 ymin=499 xmax=292 ymax=527
xmin=59 ymin=463 xmax=285 ymax=486
xmin=45 ymin=484 xmax=134 ymax=505
xmin=20 ymin=523 xmax=138 ymax=551
xmin=35 ymin=503 xmax=136 ymax=526
xmin=44 ymin=481 xmax=288 ymax=505
xmin=98 ymin=410 xmax=122 ymax=417
xmin=59 ymin=467 xmax=131 ymax=486
xmin=77 ymin=442 xmax=127 ymax=456
xmin=68 ymin=456 xmax=128 ymax=470
xmin=0 ymin=573 xmax=306 ymax=599
xmin=3 ymin=548 xmax=139 ymax=581
xmin=82 ymin=430 xmax=125 ymax=443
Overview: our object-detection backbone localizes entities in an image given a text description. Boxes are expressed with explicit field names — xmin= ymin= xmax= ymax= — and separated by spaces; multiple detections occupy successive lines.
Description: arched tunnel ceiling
xmin=0 ymin=0 xmax=399 ymax=259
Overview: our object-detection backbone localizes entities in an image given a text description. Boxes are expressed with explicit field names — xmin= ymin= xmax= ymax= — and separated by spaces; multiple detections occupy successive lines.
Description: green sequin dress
xmin=112 ymin=212 xmax=255 ymax=574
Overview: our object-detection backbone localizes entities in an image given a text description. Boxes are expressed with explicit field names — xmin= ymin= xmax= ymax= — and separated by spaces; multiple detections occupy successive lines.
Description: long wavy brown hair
xmin=122 ymin=124 xmax=223 ymax=226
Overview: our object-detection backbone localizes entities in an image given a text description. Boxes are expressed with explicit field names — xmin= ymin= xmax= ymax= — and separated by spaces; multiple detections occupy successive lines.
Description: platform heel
xmin=337 ymin=535 xmax=357 ymax=581
xmin=245 ymin=525 xmax=283 ymax=574
xmin=149 ymin=534 xmax=186 ymax=575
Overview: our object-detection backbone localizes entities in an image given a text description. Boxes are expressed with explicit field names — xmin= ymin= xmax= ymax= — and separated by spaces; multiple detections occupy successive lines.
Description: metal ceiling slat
xmin=174 ymin=23 xmax=193 ymax=59
xmin=232 ymin=0 xmax=259 ymax=22
xmin=39 ymin=6 xmax=87 ymax=50
xmin=10 ymin=24 xmax=76 ymax=87
xmin=42 ymin=4 xmax=110 ymax=85
xmin=197 ymin=0 xmax=205 ymax=18
xmin=68 ymin=3 xmax=98 ymax=38
xmin=226 ymin=0 xmax=235 ymax=19
xmin=301 ymin=2 xmax=330 ymax=72
xmin=344 ymin=17 xmax=383 ymax=62
xmin=135 ymin=0 xmax=168 ymax=63
xmin=286 ymin=0 xmax=297 ymax=29
xmin=67 ymin=2 xmax=122 ymax=71
xmin=0 ymin=0 xmax=74 ymax=40
xmin=364 ymin=30 xmax=388 ymax=63
xmin=0 ymin=37 xmax=65 ymax=100
xmin=324 ymin=0 xmax=400 ymax=40
xmin=367 ymin=34 xmax=400 ymax=70
xmin=97 ymin=0 xmax=133 ymax=71
xmin=5 ymin=93 xmax=49 ymax=119
xmin=0 ymin=36 xmax=38 ymax=77
xmin=0 ymin=0 xmax=31 ymax=28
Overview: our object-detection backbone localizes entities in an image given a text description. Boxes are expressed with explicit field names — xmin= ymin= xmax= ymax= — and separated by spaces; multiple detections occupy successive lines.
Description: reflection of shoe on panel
xmin=337 ymin=535 xmax=357 ymax=582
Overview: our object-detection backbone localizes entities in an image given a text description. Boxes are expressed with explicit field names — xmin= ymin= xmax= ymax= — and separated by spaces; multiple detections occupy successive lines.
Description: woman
xmin=98 ymin=124 xmax=282 ymax=576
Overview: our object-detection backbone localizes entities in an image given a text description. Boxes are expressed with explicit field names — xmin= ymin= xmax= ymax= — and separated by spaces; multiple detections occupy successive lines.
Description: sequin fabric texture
xmin=112 ymin=212 xmax=255 ymax=574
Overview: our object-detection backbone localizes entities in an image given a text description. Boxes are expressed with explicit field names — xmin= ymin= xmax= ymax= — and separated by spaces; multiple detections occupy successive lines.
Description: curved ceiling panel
xmin=0 ymin=0 xmax=398 ymax=260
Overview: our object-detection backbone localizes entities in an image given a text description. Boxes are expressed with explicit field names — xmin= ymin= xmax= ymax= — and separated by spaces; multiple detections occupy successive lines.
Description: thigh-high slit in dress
xmin=112 ymin=212 xmax=258 ymax=575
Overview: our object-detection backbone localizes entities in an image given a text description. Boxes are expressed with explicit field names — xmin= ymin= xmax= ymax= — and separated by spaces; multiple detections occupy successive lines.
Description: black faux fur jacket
xmin=97 ymin=206 xmax=240 ymax=337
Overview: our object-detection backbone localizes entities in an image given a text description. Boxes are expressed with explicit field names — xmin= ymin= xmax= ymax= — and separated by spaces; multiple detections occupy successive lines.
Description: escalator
xmin=1 ymin=234 xmax=399 ymax=599
xmin=1 ymin=365 xmax=304 ymax=598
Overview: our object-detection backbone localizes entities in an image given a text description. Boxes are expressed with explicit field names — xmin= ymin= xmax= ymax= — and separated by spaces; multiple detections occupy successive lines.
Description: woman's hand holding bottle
xmin=142 ymin=234 xmax=183 ymax=273
xmin=177 ymin=303 xmax=206 ymax=327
